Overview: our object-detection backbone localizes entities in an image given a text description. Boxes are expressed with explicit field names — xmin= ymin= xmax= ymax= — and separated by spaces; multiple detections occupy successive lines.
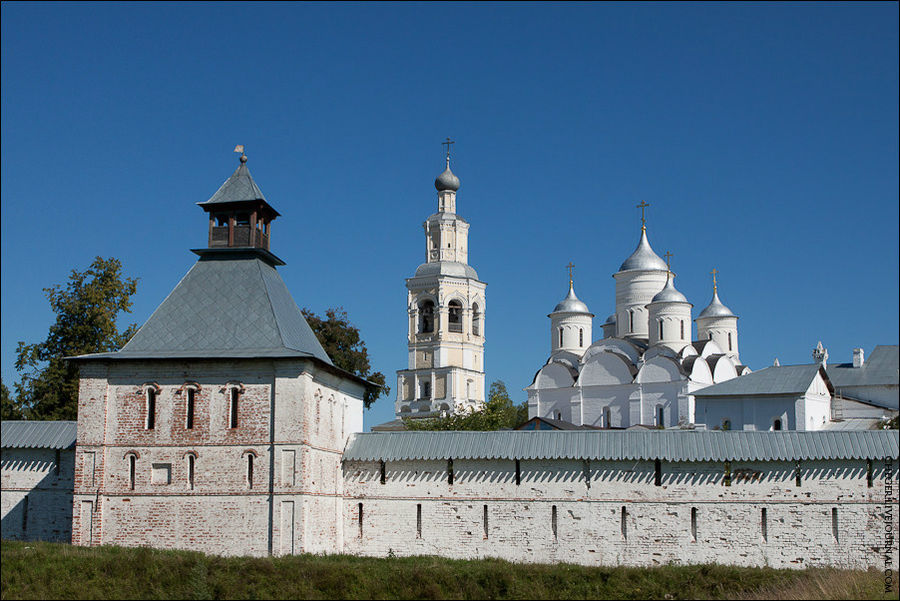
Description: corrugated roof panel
xmin=343 ymin=430 xmax=899 ymax=464
xmin=1 ymin=421 xmax=77 ymax=450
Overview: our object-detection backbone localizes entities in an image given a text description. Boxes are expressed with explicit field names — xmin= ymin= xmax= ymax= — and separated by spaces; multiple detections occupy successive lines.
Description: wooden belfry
xmin=198 ymin=146 xmax=280 ymax=251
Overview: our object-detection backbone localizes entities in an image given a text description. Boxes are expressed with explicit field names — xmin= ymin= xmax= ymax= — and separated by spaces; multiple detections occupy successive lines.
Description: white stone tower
xmin=695 ymin=269 xmax=740 ymax=362
xmin=647 ymin=267 xmax=693 ymax=351
xmin=395 ymin=142 xmax=487 ymax=418
xmin=613 ymin=202 xmax=669 ymax=339
xmin=549 ymin=265 xmax=593 ymax=355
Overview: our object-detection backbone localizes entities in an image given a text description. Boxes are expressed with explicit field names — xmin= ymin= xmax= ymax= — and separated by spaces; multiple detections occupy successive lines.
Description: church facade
xmin=527 ymin=213 xmax=748 ymax=430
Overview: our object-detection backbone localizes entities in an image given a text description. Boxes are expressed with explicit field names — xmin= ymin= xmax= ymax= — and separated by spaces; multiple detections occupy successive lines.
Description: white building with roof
xmin=394 ymin=150 xmax=487 ymax=419
xmin=527 ymin=215 xmax=747 ymax=429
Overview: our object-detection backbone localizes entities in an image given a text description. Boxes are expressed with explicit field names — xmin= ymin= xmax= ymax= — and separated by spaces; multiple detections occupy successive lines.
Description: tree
xmin=1 ymin=380 xmax=23 ymax=420
xmin=14 ymin=257 xmax=138 ymax=420
xmin=403 ymin=381 xmax=529 ymax=431
xmin=301 ymin=307 xmax=389 ymax=409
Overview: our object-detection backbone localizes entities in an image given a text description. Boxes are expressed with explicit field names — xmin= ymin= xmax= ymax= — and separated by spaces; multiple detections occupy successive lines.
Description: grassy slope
xmin=1 ymin=541 xmax=895 ymax=600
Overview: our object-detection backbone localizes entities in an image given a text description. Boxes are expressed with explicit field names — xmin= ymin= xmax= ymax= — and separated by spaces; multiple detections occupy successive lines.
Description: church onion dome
xmin=617 ymin=228 xmax=668 ymax=272
xmin=415 ymin=261 xmax=478 ymax=279
xmin=651 ymin=275 xmax=689 ymax=304
xmin=697 ymin=289 xmax=737 ymax=318
xmin=434 ymin=165 xmax=460 ymax=192
xmin=551 ymin=282 xmax=591 ymax=314
xmin=602 ymin=314 xmax=616 ymax=327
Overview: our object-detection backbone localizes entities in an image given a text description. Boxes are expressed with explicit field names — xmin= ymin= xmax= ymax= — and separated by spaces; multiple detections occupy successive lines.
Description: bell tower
xmin=395 ymin=141 xmax=487 ymax=418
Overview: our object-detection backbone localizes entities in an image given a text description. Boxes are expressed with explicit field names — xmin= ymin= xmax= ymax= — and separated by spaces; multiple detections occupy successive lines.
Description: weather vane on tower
xmin=234 ymin=144 xmax=246 ymax=163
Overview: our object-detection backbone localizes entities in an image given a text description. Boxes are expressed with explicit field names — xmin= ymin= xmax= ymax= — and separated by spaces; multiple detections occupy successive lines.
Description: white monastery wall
xmin=1 ymin=447 xmax=74 ymax=542
xmin=342 ymin=456 xmax=898 ymax=569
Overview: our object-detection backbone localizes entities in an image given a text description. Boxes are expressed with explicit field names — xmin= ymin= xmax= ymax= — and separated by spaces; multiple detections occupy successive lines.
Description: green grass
xmin=1 ymin=541 xmax=895 ymax=600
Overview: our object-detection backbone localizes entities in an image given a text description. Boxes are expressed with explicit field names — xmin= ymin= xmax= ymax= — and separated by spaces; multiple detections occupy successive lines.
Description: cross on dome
xmin=636 ymin=200 xmax=650 ymax=229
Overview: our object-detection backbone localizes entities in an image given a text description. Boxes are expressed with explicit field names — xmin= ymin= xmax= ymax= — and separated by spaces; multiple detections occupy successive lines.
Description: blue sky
xmin=2 ymin=2 xmax=897 ymax=430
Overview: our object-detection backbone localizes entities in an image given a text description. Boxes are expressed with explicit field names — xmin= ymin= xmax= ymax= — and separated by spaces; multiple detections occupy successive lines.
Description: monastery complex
xmin=2 ymin=148 xmax=898 ymax=570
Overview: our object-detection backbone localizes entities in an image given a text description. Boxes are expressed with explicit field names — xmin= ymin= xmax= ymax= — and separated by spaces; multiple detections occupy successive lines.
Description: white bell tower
xmin=395 ymin=141 xmax=487 ymax=418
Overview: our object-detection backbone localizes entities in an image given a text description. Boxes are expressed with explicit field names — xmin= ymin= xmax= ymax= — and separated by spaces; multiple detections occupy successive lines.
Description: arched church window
xmin=656 ymin=405 xmax=664 ymax=427
xmin=773 ymin=419 xmax=782 ymax=431
xmin=579 ymin=329 xmax=584 ymax=347
xmin=709 ymin=332 xmax=713 ymax=340
xmin=448 ymin=300 xmax=462 ymax=332
xmin=658 ymin=320 xmax=664 ymax=340
xmin=559 ymin=328 xmax=564 ymax=347
xmin=728 ymin=332 xmax=733 ymax=351
xmin=472 ymin=303 xmax=481 ymax=336
xmin=680 ymin=321 xmax=685 ymax=339
xmin=420 ymin=381 xmax=431 ymax=399
xmin=603 ymin=407 xmax=611 ymax=429
xmin=629 ymin=311 xmax=634 ymax=331
xmin=419 ymin=300 xmax=434 ymax=333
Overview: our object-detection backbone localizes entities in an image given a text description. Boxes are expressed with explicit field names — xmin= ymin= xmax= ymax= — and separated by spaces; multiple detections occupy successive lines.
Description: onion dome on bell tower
xmin=647 ymin=259 xmax=693 ymax=351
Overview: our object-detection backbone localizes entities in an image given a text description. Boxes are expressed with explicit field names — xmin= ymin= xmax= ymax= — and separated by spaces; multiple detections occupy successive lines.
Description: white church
xmin=526 ymin=207 xmax=752 ymax=430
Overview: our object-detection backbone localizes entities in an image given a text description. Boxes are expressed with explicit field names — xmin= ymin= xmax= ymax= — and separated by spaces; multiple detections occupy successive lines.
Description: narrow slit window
xmin=691 ymin=507 xmax=698 ymax=542
xmin=728 ymin=332 xmax=733 ymax=351
xmin=680 ymin=320 xmax=685 ymax=339
xmin=761 ymin=508 xmax=768 ymax=542
xmin=230 ymin=389 xmax=239 ymax=429
xmin=583 ymin=460 xmax=591 ymax=489
xmin=22 ymin=495 xmax=29 ymax=533
xmin=358 ymin=503 xmax=364 ymax=539
xmin=247 ymin=454 xmax=254 ymax=489
xmin=629 ymin=311 xmax=634 ymax=331
xmin=186 ymin=389 xmax=195 ymax=429
xmin=55 ymin=449 xmax=61 ymax=478
xmin=128 ymin=454 xmax=136 ymax=491
xmin=559 ymin=328 xmax=563 ymax=347
xmin=515 ymin=459 xmax=521 ymax=486
xmin=416 ymin=504 xmax=422 ymax=539
xmin=146 ymin=388 xmax=156 ymax=430
xmin=188 ymin=455 xmax=195 ymax=490
xmin=620 ymin=506 xmax=627 ymax=540
xmin=658 ymin=320 xmax=663 ymax=339
xmin=866 ymin=459 xmax=873 ymax=488
xmin=724 ymin=461 xmax=732 ymax=487
xmin=654 ymin=459 xmax=661 ymax=486
xmin=832 ymin=508 xmax=839 ymax=542
xmin=579 ymin=328 xmax=584 ymax=347
xmin=795 ymin=461 xmax=802 ymax=487
xmin=379 ymin=460 xmax=386 ymax=485
xmin=483 ymin=505 xmax=489 ymax=539
xmin=551 ymin=505 xmax=558 ymax=540
xmin=448 ymin=459 xmax=454 ymax=485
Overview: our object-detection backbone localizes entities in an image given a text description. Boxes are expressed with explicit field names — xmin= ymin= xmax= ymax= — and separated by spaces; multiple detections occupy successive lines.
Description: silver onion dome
xmin=434 ymin=165 xmax=460 ymax=192
xmin=697 ymin=289 xmax=736 ymax=318
xmin=551 ymin=282 xmax=591 ymax=314
xmin=618 ymin=228 xmax=668 ymax=272
xmin=651 ymin=275 xmax=689 ymax=303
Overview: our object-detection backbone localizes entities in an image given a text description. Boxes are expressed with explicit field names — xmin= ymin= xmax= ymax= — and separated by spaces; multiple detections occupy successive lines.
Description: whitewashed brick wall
xmin=1 ymin=447 xmax=74 ymax=542
xmin=342 ymin=456 xmax=899 ymax=569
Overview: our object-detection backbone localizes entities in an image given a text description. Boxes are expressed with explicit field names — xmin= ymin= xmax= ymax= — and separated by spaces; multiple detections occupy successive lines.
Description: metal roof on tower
xmin=618 ymin=228 xmax=669 ymax=272
xmin=198 ymin=154 xmax=280 ymax=215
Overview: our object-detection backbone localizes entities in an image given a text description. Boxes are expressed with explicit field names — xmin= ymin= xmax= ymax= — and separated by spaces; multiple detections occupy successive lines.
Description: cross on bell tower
xmin=636 ymin=200 xmax=650 ymax=230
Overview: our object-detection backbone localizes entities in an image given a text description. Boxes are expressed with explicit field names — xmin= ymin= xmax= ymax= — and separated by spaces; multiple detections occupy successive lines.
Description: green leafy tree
xmin=403 ymin=381 xmax=529 ymax=431
xmin=301 ymin=307 xmax=389 ymax=409
xmin=1 ymin=380 xmax=24 ymax=420
xmin=14 ymin=257 xmax=138 ymax=420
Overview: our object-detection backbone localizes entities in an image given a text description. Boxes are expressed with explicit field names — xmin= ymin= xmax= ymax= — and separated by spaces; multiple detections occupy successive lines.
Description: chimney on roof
xmin=852 ymin=348 xmax=864 ymax=368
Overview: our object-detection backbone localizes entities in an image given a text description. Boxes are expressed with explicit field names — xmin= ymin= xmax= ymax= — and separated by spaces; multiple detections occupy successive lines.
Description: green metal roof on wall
xmin=343 ymin=430 xmax=899 ymax=463
xmin=1 ymin=421 xmax=77 ymax=450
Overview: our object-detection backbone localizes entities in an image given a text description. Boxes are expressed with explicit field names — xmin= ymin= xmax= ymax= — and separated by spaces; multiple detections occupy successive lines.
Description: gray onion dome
xmin=618 ymin=228 xmax=668 ymax=272
xmin=551 ymin=283 xmax=591 ymax=314
xmin=434 ymin=165 xmax=460 ymax=192
xmin=698 ymin=290 xmax=736 ymax=318
xmin=651 ymin=275 xmax=689 ymax=303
